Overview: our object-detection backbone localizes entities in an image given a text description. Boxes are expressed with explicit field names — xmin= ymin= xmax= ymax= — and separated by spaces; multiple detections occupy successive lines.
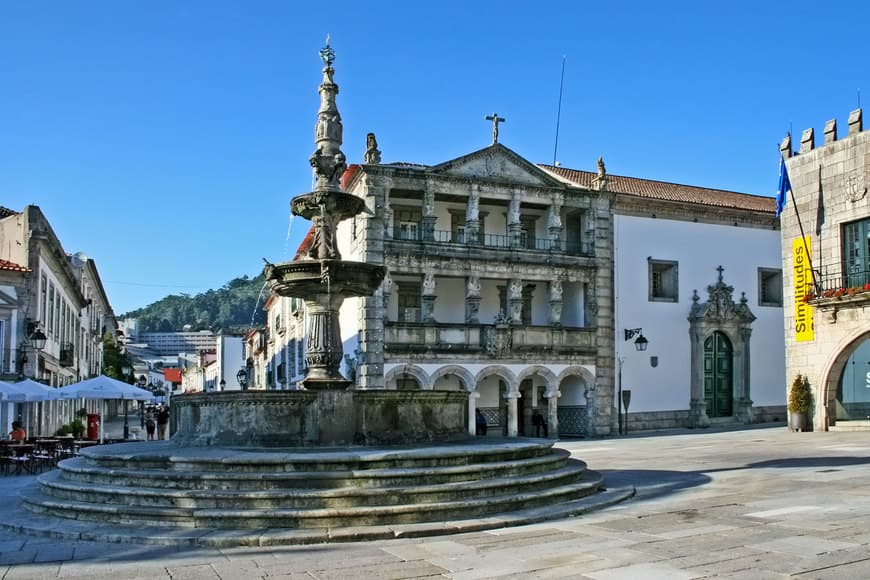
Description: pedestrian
xmin=9 ymin=421 xmax=26 ymax=442
xmin=156 ymin=406 xmax=169 ymax=440
xmin=532 ymin=409 xmax=546 ymax=437
xmin=145 ymin=415 xmax=156 ymax=441
xmin=475 ymin=409 xmax=488 ymax=436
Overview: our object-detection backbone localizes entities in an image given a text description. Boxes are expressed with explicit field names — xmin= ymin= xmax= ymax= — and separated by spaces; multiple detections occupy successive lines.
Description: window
xmin=648 ymin=260 xmax=679 ymax=302
xmin=758 ymin=268 xmax=783 ymax=307
xmin=450 ymin=212 xmax=466 ymax=243
xmin=520 ymin=216 xmax=537 ymax=249
xmin=399 ymin=221 xmax=419 ymax=241
xmin=48 ymin=283 xmax=55 ymax=335
xmin=394 ymin=207 xmax=422 ymax=241
xmin=397 ymin=283 xmax=421 ymax=322
xmin=843 ymin=217 xmax=870 ymax=288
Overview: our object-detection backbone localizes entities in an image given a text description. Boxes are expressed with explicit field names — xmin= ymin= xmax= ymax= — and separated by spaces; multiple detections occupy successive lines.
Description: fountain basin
xmin=265 ymin=259 xmax=385 ymax=298
xmin=171 ymin=390 xmax=470 ymax=447
xmin=291 ymin=191 xmax=367 ymax=222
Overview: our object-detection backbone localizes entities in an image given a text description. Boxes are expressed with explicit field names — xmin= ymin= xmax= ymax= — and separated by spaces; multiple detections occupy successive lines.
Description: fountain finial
xmin=319 ymin=34 xmax=335 ymax=68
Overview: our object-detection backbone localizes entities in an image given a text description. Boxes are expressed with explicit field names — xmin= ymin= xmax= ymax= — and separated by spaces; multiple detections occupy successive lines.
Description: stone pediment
xmin=431 ymin=144 xmax=563 ymax=188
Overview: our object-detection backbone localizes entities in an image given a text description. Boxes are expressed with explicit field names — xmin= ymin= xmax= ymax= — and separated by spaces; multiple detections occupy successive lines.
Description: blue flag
xmin=776 ymin=157 xmax=791 ymax=217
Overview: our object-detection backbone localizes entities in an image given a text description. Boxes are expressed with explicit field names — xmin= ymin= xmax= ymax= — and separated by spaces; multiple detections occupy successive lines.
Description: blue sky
xmin=1 ymin=1 xmax=867 ymax=315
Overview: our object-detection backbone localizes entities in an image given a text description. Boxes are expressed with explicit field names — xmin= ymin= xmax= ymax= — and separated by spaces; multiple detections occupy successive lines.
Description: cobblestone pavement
xmin=2 ymin=425 xmax=869 ymax=579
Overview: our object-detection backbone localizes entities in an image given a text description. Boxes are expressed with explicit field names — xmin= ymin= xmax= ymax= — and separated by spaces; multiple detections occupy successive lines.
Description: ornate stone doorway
xmin=704 ymin=331 xmax=733 ymax=417
xmin=688 ymin=267 xmax=756 ymax=427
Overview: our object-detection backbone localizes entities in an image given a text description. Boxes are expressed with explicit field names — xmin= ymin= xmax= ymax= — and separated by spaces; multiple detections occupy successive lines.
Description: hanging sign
xmin=793 ymin=236 xmax=814 ymax=342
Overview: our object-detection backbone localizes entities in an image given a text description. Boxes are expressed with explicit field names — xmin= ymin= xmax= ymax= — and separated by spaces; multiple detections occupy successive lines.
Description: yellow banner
xmin=793 ymin=236 xmax=814 ymax=342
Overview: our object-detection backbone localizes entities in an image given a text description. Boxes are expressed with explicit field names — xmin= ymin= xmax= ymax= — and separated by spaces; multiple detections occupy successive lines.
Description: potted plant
xmin=70 ymin=419 xmax=85 ymax=439
xmin=788 ymin=373 xmax=812 ymax=432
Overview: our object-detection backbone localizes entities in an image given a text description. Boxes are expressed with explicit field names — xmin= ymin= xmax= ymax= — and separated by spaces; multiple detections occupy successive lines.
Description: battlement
xmin=780 ymin=108 xmax=863 ymax=157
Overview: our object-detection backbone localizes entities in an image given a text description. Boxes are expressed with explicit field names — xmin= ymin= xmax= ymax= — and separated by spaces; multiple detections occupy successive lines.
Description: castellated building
xmin=780 ymin=108 xmax=870 ymax=431
xmin=243 ymin=139 xmax=785 ymax=438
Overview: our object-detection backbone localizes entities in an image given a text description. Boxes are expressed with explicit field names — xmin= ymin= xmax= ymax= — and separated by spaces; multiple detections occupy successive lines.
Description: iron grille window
xmin=649 ymin=259 xmax=679 ymax=302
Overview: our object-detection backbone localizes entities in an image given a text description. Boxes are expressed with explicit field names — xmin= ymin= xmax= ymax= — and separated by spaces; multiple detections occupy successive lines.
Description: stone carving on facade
xmin=466 ymin=275 xmax=481 ymax=298
xmin=548 ymin=279 xmax=563 ymax=301
xmin=363 ymin=132 xmax=382 ymax=165
xmin=508 ymin=278 xmax=523 ymax=300
xmin=845 ymin=172 xmax=867 ymax=202
xmin=422 ymin=271 xmax=436 ymax=296
xmin=687 ymin=266 xmax=757 ymax=429
xmin=484 ymin=311 xmax=512 ymax=357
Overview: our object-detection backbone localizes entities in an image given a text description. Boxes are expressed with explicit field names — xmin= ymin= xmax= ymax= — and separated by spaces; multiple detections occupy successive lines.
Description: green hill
xmin=122 ymin=274 xmax=268 ymax=333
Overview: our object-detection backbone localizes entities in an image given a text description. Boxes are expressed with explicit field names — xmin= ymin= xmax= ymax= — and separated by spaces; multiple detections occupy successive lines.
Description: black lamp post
xmin=219 ymin=378 xmax=226 ymax=392
xmin=618 ymin=328 xmax=649 ymax=436
xmin=236 ymin=368 xmax=248 ymax=390
xmin=137 ymin=375 xmax=147 ymax=429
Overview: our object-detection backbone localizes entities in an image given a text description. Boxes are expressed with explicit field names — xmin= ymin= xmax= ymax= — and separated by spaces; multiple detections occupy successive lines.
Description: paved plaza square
xmin=1 ymin=425 xmax=869 ymax=578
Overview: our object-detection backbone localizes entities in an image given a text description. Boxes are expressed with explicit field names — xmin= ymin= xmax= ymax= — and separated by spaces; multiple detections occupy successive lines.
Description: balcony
xmin=805 ymin=265 xmax=870 ymax=309
xmin=389 ymin=228 xmax=593 ymax=256
xmin=385 ymin=322 xmax=596 ymax=357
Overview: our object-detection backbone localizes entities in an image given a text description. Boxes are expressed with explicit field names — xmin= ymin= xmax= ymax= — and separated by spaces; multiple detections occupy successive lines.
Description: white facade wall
xmin=615 ymin=214 xmax=785 ymax=413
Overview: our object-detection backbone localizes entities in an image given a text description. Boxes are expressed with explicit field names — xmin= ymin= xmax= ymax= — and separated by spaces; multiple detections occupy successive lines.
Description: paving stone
xmin=307 ymin=559 xmax=448 ymax=580
xmin=2 ymin=562 xmax=62 ymax=579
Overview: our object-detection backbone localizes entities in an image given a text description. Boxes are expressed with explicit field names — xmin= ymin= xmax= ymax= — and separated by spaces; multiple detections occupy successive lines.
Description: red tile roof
xmin=0 ymin=258 xmax=29 ymax=273
xmin=539 ymin=164 xmax=776 ymax=214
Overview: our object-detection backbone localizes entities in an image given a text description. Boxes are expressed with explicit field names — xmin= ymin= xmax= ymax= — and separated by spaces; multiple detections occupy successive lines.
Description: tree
xmin=102 ymin=333 xmax=131 ymax=381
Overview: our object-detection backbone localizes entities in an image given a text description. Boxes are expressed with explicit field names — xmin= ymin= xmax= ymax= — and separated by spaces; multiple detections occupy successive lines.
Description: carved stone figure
xmin=422 ymin=272 xmax=436 ymax=295
xmin=364 ymin=132 xmax=382 ymax=164
xmin=549 ymin=279 xmax=563 ymax=301
xmin=509 ymin=279 xmax=523 ymax=300
xmin=466 ymin=275 xmax=481 ymax=298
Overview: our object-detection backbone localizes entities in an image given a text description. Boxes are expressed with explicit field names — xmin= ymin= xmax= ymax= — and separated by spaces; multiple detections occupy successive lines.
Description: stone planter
xmin=788 ymin=411 xmax=808 ymax=432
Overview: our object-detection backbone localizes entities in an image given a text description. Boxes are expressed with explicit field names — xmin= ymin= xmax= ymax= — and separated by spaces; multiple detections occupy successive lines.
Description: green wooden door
xmin=703 ymin=332 xmax=733 ymax=417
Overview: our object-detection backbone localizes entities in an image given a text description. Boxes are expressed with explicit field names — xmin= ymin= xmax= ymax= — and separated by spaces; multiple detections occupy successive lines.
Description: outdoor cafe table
xmin=8 ymin=444 xmax=35 ymax=475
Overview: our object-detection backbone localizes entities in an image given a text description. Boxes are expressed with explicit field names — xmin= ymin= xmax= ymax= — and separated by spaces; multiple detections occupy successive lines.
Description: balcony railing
xmin=815 ymin=265 xmax=870 ymax=293
xmin=390 ymin=228 xmax=593 ymax=256
xmin=385 ymin=322 xmax=596 ymax=355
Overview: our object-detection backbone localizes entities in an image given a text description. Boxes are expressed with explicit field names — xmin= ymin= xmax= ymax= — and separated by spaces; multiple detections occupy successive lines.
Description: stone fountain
xmin=169 ymin=39 xmax=470 ymax=447
xmin=12 ymin=43 xmax=628 ymax=546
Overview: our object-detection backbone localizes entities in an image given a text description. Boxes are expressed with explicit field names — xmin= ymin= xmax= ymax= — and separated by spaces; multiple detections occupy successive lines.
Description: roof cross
xmin=485 ymin=112 xmax=505 ymax=145
xmin=716 ymin=265 xmax=725 ymax=282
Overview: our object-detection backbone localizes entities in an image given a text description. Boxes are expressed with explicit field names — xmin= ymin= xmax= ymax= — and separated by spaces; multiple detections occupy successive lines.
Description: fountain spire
xmin=310 ymin=36 xmax=346 ymax=193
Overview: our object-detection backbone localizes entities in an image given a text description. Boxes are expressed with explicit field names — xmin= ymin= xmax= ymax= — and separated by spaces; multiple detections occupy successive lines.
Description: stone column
xmin=545 ymin=389 xmax=560 ymax=438
xmin=506 ymin=391 xmax=520 ymax=437
xmin=421 ymin=271 xmax=436 ymax=323
xmin=548 ymin=193 xmax=563 ymax=251
xmin=584 ymin=383 xmax=597 ymax=437
xmin=508 ymin=191 xmax=522 ymax=248
xmin=508 ymin=278 xmax=523 ymax=322
xmin=466 ymin=186 xmax=481 ymax=244
xmin=381 ymin=271 xmax=392 ymax=325
xmin=422 ymin=185 xmax=436 ymax=241
xmin=467 ymin=391 xmax=480 ymax=437
xmin=465 ymin=275 xmax=481 ymax=323
xmin=548 ymin=279 xmax=563 ymax=326
xmin=687 ymin=322 xmax=710 ymax=428
xmin=734 ymin=326 xmax=754 ymax=424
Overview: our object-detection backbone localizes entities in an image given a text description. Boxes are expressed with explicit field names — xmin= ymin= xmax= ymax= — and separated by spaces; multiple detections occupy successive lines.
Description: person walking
xmin=156 ymin=406 xmax=169 ymax=440
xmin=475 ymin=409 xmax=488 ymax=436
xmin=144 ymin=415 xmax=156 ymax=441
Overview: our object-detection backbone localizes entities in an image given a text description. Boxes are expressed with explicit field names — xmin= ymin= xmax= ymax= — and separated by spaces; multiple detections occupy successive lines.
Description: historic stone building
xmin=0 ymin=205 xmax=117 ymax=386
xmin=340 ymin=141 xmax=613 ymax=437
xmin=780 ymin=108 xmax=870 ymax=431
xmin=246 ymin=52 xmax=786 ymax=437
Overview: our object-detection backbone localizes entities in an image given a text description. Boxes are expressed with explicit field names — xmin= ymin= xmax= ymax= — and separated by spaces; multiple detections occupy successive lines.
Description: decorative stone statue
xmin=422 ymin=272 xmax=436 ymax=295
xmin=509 ymin=279 xmax=523 ymax=300
xmin=364 ymin=132 xmax=381 ymax=164
xmin=549 ymin=279 xmax=563 ymax=301
xmin=466 ymin=275 xmax=481 ymax=298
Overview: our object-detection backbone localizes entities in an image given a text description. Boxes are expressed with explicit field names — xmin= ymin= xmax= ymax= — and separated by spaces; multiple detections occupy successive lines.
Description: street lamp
xmin=136 ymin=375 xmax=147 ymax=431
xmin=219 ymin=378 xmax=226 ymax=392
xmin=236 ymin=368 xmax=248 ymax=390
xmin=618 ymin=328 xmax=649 ymax=436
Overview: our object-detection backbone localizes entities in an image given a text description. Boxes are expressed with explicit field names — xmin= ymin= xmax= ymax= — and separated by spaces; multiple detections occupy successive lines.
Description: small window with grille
xmin=648 ymin=259 xmax=679 ymax=302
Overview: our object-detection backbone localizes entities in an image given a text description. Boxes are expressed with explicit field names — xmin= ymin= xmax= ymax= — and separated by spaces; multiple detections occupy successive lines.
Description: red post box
xmin=86 ymin=413 xmax=101 ymax=441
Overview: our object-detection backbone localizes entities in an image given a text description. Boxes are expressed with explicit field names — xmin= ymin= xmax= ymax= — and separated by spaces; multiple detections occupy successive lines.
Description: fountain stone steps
xmin=37 ymin=460 xmax=587 ymax=509
xmin=20 ymin=470 xmax=604 ymax=529
xmin=57 ymin=449 xmax=572 ymax=491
